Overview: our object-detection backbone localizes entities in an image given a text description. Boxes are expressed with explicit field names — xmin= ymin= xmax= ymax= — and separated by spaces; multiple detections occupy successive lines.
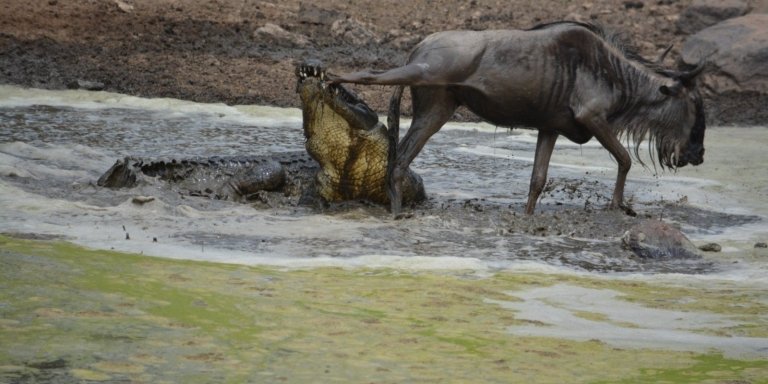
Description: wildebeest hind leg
xmin=525 ymin=131 xmax=558 ymax=214
xmin=329 ymin=64 xmax=430 ymax=86
xmin=390 ymin=87 xmax=458 ymax=216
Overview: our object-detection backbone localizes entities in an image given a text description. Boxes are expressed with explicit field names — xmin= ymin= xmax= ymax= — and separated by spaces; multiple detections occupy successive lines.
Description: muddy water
xmin=0 ymin=85 xmax=766 ymax=273
xmin=1 ymin=85 xmax=768 ymax=381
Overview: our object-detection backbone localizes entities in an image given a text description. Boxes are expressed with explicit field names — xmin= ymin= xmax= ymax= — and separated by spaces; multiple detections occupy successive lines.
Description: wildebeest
xmin=329 ymin=21 xmax=706 ymax=216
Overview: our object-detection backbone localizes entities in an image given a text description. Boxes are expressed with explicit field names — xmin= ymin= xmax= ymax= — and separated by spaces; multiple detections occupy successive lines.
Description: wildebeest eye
xmin=659 ymin=83 xmax=681 ymax=97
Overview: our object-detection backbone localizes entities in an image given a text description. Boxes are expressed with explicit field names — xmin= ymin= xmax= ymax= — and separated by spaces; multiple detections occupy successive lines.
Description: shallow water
xmin=1 ymin=85 xmax=766 ymax=269
xmin=1 ymin=85 xmax=768 ymax=368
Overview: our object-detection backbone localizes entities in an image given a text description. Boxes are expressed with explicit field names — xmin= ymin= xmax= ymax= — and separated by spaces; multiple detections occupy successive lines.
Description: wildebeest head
xmin=655 ymin=62 xmax=706 ymax=169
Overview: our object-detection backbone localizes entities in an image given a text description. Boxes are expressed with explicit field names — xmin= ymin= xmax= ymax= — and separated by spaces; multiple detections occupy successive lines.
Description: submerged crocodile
xmin=98 ymin=60 xmax=425 ymax=206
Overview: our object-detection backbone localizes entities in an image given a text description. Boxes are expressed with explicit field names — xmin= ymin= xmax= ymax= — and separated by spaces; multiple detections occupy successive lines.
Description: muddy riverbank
xmin=1 ymin=0 xmax=766 ymax=125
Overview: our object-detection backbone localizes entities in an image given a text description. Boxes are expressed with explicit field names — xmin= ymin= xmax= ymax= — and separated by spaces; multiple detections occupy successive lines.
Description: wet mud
xmin=1 ymin=96 xmax=766 ymax=274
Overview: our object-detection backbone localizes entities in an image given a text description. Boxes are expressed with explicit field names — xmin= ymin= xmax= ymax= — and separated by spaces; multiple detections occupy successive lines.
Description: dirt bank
xmin=2 ymin=0 xmax=762 ymax=124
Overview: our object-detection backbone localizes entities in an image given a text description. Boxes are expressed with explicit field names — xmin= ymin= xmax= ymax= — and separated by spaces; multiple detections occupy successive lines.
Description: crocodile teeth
xmin=320 ymin=72 xmax=324 ymax=80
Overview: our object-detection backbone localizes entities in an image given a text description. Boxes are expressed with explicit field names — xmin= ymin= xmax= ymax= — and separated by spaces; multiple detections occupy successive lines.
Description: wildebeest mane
xmin=530 ymin=20 xmax=698 ymax=171
xmin=528 ymin=20 xmax=668 ymax=75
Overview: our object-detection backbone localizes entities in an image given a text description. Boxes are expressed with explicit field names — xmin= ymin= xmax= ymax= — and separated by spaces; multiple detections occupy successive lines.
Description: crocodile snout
xmin=296 ymin=59 xmax=326 ymax=81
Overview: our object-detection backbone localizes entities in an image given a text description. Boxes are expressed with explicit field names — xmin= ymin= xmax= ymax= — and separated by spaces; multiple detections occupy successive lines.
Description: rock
xmin=698 ymin=242 xmax=722 ymax=252
xmin=331 ymin=18 xmax=381 ymax=46
xmin=113 ymin=0 xmax=134 ymax=13
xmin=756 ymin=242 xmax=768 ymax=248
xmin=298 ymin=3 xmax=343 ymax=25
xmin=565 ymin=12 xmax=586 ymax=22
xmin=682 ymin=14 xmax=768 ymax=94
xmin=752 ymin=0 xmax=768 ymax=13
xmin=253 ymin=23 xmax=310 ymax=48
xmin=390 ymin=34 xmax=422 ymax=50
xmin=66 ymin=79 xmax=105 ymax=91
xmin=676 ymin=0 xmax=750 ymax=34
xmin=624 ymin=1 xmax=644 ymax=10
xmin=386 ymin=29 xmax=423 ymax=49
xmin=131 ymin=196 xmax=155 ymax=205
xmin=621 ymin=220 xmax=701 ymax=259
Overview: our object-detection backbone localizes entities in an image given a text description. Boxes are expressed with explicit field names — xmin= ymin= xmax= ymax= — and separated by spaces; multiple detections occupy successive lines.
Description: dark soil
xmin=1 ymin=0 xmax=762 ymax=125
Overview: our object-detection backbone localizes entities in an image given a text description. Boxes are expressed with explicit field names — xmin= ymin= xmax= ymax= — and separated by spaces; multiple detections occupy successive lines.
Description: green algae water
xmin=1 ymin=235 xmax=767 ymax=383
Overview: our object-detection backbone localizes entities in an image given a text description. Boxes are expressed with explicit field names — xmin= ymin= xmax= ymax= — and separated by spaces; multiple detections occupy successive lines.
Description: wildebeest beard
xmin=612 ymin=82 xmax=705 ymax=172
xmin=651 ymin=91 xmax=705 ymax=170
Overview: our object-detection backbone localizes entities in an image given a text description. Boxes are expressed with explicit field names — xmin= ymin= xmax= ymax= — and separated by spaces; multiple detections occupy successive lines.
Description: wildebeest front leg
xmin=525 ymin=130 xmax=559 ymax=214
xmin=575 ymin=112 xmax=636 ymax=215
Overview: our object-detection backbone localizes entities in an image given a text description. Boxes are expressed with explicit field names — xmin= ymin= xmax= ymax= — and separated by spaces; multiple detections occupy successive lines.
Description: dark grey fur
xmin=331 ymin=21 xmax=706 ymax=216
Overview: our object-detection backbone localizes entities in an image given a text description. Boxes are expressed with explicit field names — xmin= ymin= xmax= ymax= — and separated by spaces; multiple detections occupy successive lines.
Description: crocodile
xmin=97 ymin=60 xmax=425 ymax=206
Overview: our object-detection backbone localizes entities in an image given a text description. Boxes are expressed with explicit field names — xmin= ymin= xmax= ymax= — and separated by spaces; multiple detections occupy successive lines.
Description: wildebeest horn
xmin=679 ymin=61 xmax=705 ymax=81
xmin=655 ymin=44 xmax=673 ymax=65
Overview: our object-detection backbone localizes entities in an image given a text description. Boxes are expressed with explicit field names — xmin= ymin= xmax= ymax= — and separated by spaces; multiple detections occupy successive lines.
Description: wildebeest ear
xmin=659 ymin=83 xmax=681 ymax=97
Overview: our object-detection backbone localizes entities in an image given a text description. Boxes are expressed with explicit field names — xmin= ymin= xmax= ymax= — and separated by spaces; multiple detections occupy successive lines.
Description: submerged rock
xmin=698 ymin=242 xmax=722 ymax=252
xmin=622 ymin=220 xmax=701 ymax=259
xmin=131 ymin=196 xmax=155 ymax=205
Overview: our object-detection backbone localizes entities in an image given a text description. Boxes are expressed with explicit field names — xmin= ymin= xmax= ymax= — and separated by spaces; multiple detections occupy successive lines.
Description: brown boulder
xmin=676 ymin=0 xmax=751 ymax=34
xmin=751 ymin=0 xmax=768 ymax=13
xmin=682 ymin=14 xmax=768 ymax=94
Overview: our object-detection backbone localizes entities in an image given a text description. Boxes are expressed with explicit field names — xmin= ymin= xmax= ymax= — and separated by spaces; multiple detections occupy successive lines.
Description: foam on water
xmin=0 ymin=84 xmax=303 ymax=128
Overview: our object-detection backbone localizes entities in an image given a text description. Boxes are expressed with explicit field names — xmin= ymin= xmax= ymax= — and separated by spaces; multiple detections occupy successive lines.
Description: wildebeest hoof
xmin=619 ymin=203 xmax=637 ymax=217
xmin=608 ymin=201 xmax=637 ymax=217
